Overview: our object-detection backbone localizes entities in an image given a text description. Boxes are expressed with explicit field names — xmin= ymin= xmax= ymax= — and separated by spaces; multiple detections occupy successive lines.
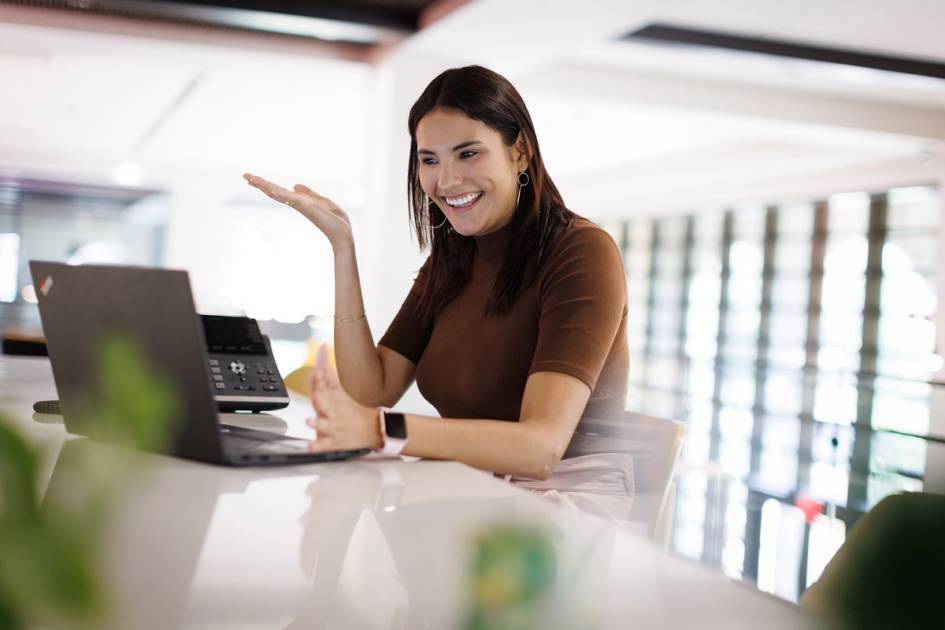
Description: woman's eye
xmin=459 ymin=150 xmax=477 ymax=159
xmin=420 ymin=157 xmax=437 ymax=166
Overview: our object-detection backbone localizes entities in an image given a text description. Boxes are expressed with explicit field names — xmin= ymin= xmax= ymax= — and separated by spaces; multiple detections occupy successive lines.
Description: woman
xmin=244 ymin=66 xmax=629 ymax=500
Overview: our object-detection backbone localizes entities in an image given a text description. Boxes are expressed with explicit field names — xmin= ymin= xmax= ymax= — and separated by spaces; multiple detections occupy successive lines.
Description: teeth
xmin=445 ymin=192 xmax=482 ymax=207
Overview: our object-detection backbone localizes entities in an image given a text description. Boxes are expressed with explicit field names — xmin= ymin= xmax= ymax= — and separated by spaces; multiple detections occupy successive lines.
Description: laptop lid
xmin=30 ymin=261 xmax=227 ymax=464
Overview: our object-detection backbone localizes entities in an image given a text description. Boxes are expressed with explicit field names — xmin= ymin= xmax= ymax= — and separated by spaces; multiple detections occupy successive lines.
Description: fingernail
xmin=316 ymin=345 xmax=329 ymax=371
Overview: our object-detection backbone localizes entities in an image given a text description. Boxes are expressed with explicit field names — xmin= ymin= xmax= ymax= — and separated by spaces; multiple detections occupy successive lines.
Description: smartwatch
xmin=377 ymin=407 xmax=408 ymax=456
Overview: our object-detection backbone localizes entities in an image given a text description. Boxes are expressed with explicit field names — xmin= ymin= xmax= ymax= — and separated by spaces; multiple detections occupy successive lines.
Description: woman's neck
xmin=473 ymin=218 xmax=515 ymax=265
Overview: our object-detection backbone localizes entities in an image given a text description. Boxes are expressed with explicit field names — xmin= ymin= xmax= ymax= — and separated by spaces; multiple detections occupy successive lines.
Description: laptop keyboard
xmin=219 ymin=423 xmax=299 ymax=441
xmin=219 ymin=424 xmax=311 ymax=455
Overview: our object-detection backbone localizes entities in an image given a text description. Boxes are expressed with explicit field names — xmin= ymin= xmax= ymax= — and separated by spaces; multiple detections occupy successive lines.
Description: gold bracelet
xmin=334 ymin=312 xmax=367 ymax=323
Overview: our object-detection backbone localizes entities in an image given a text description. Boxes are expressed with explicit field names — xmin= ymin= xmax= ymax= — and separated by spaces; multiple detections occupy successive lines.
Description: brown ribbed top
xmin=379 ymin=218 xmax=628 ymax=420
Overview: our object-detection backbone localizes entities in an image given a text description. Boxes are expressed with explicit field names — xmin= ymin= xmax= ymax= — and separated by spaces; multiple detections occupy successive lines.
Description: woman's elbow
xmin=522 ymin=438 xmax=565 ymax=481
xmin=337 ymin=376 xmax=385 ymax=408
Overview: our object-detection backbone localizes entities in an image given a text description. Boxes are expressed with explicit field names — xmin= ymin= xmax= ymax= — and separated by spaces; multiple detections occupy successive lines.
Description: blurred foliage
xmin=801 ymin=492 xmax=945 ymax=630
xmin=0 ymin=334 xmax=179 ymax=629
xmin=465 ymin=525 xmax=556 ymax=630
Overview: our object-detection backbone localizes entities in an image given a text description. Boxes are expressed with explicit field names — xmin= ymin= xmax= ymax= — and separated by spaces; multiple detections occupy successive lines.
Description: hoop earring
xmin=516 ymin=170 xmax=530 ymax=211
xmin=515 ymin=169 xmax=530 ymax=210
xmin=427 ymin=196 xmax=448 ymax=229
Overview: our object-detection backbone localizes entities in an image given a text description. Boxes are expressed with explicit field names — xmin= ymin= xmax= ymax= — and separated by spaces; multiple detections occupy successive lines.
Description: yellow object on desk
xmin=282 ymin=340 xmax=335 ymax=396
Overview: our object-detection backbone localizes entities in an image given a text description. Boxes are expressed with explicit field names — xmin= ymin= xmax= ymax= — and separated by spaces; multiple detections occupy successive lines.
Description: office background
xmin=1 ymin=0 xmax=944 ymax=606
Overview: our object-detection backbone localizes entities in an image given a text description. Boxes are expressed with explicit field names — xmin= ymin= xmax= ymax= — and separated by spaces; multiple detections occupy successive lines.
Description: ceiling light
xmin=622 ymin=23 xmax=945 ymax=82
xmin=111 ymin=161 xmax=144 ymax=187
xmin=84 ymin=1 xmax=406 ymax=45
xmin=219 ymin=8 xmax=391 ymax=44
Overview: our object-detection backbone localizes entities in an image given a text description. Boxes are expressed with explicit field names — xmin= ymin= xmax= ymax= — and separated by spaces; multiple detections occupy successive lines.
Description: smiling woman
xmin=244 ymin=65 xmax=631 ymax=520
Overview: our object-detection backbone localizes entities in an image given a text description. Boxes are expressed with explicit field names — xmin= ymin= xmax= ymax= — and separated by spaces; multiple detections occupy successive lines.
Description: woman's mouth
xmin=443 ymin=191 xmax=483 ymax=213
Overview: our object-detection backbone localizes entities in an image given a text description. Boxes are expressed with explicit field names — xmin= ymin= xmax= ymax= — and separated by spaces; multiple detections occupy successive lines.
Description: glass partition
xmin=610 ymin=183 xmax=941 ymax=602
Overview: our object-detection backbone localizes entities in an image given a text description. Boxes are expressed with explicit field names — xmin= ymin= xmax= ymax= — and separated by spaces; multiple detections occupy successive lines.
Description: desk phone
xmin=200 ymin=315 xmax=290 ymax=413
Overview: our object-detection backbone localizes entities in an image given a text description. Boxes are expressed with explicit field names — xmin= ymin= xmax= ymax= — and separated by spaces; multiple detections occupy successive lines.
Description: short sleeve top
xmin=379 ymin=218 xmax=629 ymax=420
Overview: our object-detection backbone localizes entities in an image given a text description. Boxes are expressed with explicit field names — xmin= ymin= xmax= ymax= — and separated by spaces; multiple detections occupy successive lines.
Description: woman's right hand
xmin=243 ymin=173 xmax=353 ymax=251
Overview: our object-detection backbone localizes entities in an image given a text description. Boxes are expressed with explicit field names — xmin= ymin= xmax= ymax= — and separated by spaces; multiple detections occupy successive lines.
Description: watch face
xmin=385 ymin=412 xmax=407 ymax=440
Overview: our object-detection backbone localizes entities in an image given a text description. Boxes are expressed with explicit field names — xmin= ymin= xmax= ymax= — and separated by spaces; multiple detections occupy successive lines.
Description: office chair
xmin=565 ymin=410 xmax=686 ymax=544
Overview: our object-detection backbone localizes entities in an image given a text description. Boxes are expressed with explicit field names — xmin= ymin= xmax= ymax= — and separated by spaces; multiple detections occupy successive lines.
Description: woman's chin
xmin=451 ymin=225 xmax=477 ymax=237
xmin=448 ymin=218 xmax=480 ymax=237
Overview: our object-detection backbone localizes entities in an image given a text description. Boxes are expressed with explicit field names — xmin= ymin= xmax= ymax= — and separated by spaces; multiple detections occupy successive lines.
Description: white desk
xmin=0 ymin=356 xmax=807 ymax=629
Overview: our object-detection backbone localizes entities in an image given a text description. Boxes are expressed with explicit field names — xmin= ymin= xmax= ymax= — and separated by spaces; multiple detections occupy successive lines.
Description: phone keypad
xmin=208 ymin=357 xmax=285 ymax=396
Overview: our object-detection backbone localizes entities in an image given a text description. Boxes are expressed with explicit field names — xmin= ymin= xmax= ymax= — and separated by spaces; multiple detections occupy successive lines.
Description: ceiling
xmin=0 ymin=4 xmax=374 ymax=206
xmin=0 ymin=0 xmax=439 ymax=40
xmin=0 ymin=0 xmax=943 ymax=215
xmin=403 ymin=0 xmax=945 ymax=213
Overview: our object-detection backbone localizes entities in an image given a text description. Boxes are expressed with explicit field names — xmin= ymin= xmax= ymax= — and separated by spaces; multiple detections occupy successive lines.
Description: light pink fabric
xmin=508 ymin=453 xmax=635 ymax=523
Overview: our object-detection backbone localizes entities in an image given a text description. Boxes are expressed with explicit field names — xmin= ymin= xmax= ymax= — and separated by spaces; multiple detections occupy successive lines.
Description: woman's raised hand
xmin=243 ymin=173 xmax=353 ymax=251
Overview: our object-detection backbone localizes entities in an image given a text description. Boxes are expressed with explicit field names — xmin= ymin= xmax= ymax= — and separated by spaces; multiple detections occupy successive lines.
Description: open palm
xmin=243 ymin=173 xmax=352 ymax=249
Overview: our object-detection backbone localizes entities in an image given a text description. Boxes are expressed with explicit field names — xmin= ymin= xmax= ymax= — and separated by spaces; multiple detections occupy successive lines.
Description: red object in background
xmin=795 ymin=496 xmax=824 ymax=524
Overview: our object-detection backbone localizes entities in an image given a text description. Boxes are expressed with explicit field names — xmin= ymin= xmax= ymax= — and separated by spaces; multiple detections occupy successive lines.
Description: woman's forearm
xmin=401 ymin=414 xmax=562 ymax=480
xmin=331 ymin=242 xmax=386 ymax=404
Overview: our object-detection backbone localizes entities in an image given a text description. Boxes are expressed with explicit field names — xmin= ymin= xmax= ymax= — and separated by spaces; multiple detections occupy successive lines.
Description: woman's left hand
xmin=307 ymin=345 xmax=383 ymax=453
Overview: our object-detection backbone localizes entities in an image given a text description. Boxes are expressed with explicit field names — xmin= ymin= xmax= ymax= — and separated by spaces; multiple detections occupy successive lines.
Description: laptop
xmin=29 ymin=260 xmax=369 ymax=465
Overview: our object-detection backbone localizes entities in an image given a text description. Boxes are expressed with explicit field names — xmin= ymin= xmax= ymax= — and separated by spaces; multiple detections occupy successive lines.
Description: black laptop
xmin=29 ymin=260 xmax=369 ymax=466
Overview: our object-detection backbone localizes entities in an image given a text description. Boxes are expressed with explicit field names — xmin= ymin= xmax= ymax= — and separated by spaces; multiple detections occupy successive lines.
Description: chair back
xmin=565 ymin=410 xmax=686 ymax=538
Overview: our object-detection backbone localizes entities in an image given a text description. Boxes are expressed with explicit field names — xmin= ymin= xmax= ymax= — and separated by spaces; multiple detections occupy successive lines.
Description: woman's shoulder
xmin=545 ymin=217 xmax=623 ymax=266
xmin=536 ymin=216 xmax=627 ymax=301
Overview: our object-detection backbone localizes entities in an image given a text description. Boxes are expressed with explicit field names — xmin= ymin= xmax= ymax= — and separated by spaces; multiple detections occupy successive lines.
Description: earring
xmin=516 ymin=170 xmax=530 ymax=209
xmin=516 ymin=170 xmax=530 ymax=210
xmin=427 ymin=195 xmax=448 ymax=229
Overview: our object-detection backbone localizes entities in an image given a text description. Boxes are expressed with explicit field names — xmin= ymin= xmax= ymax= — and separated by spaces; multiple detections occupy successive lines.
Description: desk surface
xmin=0 ymin=356 xmax=807 ymax=629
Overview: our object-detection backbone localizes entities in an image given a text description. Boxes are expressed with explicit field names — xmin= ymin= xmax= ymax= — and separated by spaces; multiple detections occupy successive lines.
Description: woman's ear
xmin=512 ymin=132 xmax=531 ymax=172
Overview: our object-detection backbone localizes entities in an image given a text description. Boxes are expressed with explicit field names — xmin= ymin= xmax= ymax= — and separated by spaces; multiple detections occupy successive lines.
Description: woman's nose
xmin=437 ymin=160 xmax=462 ymax=190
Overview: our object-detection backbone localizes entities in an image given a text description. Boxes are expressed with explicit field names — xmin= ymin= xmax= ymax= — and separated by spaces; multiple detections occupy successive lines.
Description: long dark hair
xmin=407 ymin=65 xmax=577 ymax=320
